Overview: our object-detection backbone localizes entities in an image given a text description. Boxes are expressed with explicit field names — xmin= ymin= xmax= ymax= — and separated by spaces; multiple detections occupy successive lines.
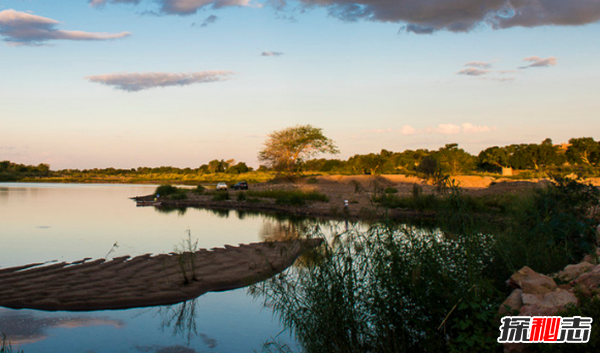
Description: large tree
xmin=258 ymin=125 xmax=339 ymax=172
xmin=566 ymin=137 xmax=600 ymax=166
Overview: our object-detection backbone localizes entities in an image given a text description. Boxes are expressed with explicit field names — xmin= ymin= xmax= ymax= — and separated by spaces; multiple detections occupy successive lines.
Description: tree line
xmin=301 ymin=137 xmax=600 ymax=177
xmin=1 ymin=136 xmax=599 ymax=182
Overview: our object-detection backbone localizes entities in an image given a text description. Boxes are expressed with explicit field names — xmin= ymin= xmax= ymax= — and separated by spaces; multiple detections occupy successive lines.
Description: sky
xmin=1 ymin=0 xmax=599 ymax=169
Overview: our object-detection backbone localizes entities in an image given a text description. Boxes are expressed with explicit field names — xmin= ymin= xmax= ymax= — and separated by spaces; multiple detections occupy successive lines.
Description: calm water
xmin=0 ymin=183 xmax=308 ymax=353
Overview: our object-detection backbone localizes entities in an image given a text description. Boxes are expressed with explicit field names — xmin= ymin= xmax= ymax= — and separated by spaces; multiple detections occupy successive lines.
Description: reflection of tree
xmin=259 ymin=221 xmax=306 ymax=242
xmin=251 ymin=225 xmax=496 ymax=352
xmin=156 ymin=300 xmax=198 ymax=345
xmin=155 ymin=206 xmax=188 ymax=216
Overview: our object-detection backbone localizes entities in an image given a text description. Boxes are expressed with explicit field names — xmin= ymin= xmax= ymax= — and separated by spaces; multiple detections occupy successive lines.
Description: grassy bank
xmin=252 ymin=177 xmax=600 ymax=353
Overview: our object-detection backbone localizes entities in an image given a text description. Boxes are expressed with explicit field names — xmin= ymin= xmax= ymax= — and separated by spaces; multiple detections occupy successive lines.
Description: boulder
xmin=499 ymin=289 xmax=523 ymax=316
xmin=507 ymin=266 xmax=557 ymax=295
xmin=573 ymin=265 xmax=600 ymax=292
xmin=519 ymin=289 xmax=578 ymax=316
xmin=557 ymin=261 xmax=595 ymax=282
xmin=582 ymin=248 xmax=600 ymax=264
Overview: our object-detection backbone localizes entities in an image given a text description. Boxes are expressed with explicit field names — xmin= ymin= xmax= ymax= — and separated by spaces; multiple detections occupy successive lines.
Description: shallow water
xmin=0 ymin=183 xmax=301 ymax=352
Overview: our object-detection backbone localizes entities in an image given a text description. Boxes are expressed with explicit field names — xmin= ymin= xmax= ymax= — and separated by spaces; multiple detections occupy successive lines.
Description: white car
xmin=216 ymin=182 xmax=228 ymax=190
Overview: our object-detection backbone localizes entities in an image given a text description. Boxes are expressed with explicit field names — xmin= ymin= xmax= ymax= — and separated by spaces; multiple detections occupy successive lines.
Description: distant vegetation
xmin=2 ymin=136 xmax=599 ymax=183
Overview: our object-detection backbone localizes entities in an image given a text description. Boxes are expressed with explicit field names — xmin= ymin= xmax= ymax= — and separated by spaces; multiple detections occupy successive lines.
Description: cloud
xmin=0 ymin=310 xmax=123 ymax=346
xmin=261 ymin=51 xmax=284 ymax=57
xmin=373 ymin=123 xmax=495 ymax=136
xmin=195 ymin=14 xmax=219 ymax=27
xmin=465 ymin=61 xmax=492 ymax=69
xmin=520 ymin=56 xmax=557 ymax=69
xmin=436 ymin=124 xmax=462 ymax=135
xmin=91 ymin=0 xmax=253 ymax=15
xmin=0 ymin=9 xmax=131 ymax=45
xmin=89 ymin=0 xmax=600 ymax=31
xmin=461 ymin=123 xmax=493 ymax=133
xmin=90 ymin=0 xmax=141 ymax=7
xmin=295 ymin=0 xmax=600 ymax=33
xmin=457 ymin=68 xmax=491 ymax=76
xmin=159 ymin=0 xmax=253 ymax=15
xmin=85 ymin=71 xmax=235 ymax=92
xmin=400 ymin=125 xmax=417 ymax=135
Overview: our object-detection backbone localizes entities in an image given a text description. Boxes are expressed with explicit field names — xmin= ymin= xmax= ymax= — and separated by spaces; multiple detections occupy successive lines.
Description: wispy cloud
xmin=0 ymin=9 xmax=131 ymax=46
xmin=520 ymin=56 xmax=557 ymax=69
xmin=261 ymin=51 xmax=284 ymax=57
xmin=374 ymin=123 xmax=496 ymax=136
xmin=461 ymin=123 xmax=493 ymax=133
xmin=457 ymin=60 xmax=523 ymax=81
xmin=465 ymin=61 xmax=492 ymax=69
xmin=90 ymin=0 xmax=141 ymax=7
xmin=457 ymin=68 xmax=491 ymax=76
xmin=85 ymin=71 xmax=235 ymax=92
xmin=194 ymin=14 xmax=219 ymax=27
xmin=400 ymin=125 xmax=417 ymax=135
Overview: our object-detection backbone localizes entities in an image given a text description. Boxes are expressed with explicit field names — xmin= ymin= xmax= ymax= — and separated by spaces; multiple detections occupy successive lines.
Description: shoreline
xmin=133 ymin=174 xmax=586 ymax=222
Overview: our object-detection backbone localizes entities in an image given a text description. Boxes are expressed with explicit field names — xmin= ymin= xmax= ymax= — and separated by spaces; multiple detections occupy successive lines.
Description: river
xmin=0 ymin=182 xmax=308 ymax=353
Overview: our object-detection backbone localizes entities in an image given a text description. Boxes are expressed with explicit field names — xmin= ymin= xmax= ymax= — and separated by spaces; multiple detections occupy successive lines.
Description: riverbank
xmin=134 ymin=175 xmax=600 ymax=221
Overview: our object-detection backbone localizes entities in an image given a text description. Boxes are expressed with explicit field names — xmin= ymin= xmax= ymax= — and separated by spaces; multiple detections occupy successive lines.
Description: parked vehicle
xmin=232 ymin=181 xmax=248 ymax=190
xmin=216 ymin=182 xmax=228 ymax=190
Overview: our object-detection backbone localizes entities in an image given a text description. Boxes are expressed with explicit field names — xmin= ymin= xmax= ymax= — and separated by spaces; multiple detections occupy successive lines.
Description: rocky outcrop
xmin=500 ymin=249 xmax=600 ymax=352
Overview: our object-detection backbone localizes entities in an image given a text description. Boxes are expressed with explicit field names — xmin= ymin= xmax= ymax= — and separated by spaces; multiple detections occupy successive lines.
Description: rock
xmin=573 ymin=265 xmax=600 ymax=292
xmin=499 ymin=289 xmax=523 ymax=316
xmin=581 ymin=248 xmax=600 ymax=264
xmin=519 ymin=289 xmax=578 ymax=316
xmin=557 ymin=261 xmax=595 ymax=282
xmin=508 ymin=266 xmax=557 ymax=295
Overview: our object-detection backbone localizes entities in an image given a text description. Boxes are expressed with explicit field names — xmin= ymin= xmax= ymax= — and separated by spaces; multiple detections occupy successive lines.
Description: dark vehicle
xmin=232 ymin=181 xmax=248 ymax=190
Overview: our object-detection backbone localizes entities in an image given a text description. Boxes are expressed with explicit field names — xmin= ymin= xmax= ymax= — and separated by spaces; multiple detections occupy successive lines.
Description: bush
xmin=169 ymin=192 xmax=187 ymax=200
xmin=212 ymin=192 xmax=230 ymax=201
xmin=155 ymin=184 xmax=179 ymax=196
xmin=237 ymin=192 xmax=247 ymax=201
xmin=193 ymin=185 xmax=206 ymax=194
xmin=497 ymin=177 xmax=600 ymax=274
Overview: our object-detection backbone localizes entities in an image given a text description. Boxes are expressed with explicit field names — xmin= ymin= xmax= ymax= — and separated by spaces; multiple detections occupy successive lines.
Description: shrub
xmin=155 ymin=184 xmax=179 ymax=196
xmin=193 ymin=185 xmax=206 ymax=194
xmin=169 ymin=192 xmax=187 ymax=200
xmin=212 ymin=192 xmax=230 ymax=201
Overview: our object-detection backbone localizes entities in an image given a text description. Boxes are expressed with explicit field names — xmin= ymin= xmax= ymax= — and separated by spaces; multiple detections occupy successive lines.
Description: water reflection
xmin=251 ymin=224 xmax=496 ymax=352
xmin=0 ymin=309 xmax=123 ymax=345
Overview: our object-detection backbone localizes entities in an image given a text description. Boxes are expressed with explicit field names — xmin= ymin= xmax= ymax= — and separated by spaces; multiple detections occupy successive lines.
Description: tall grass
xmin=1 ymin=334 xmax=23 ymax=353
xmin=252 ymin=177 xmax=600 ymax=353
xmin=252 ymin=225 xmax=499 ymax=352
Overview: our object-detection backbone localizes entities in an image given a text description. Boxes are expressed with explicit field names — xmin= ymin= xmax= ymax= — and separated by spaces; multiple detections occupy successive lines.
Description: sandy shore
xmin=0 ymin=239 xmax=322 ymax=311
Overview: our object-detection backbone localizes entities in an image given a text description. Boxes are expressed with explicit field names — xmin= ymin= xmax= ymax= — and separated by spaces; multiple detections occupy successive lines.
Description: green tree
xmin=434 ymin=143 xmax=475 ymax=175
xmin=352 ymin=153 xmax=387 ymax=175
xmin=226 ymin=162 xmax=250 ymax=174
xmin=566 ymin=137 xmax=600 ymax=165
xmin=258 ymin=125 xmax=339 ymax=172
xmin=478 ymin=146 xmax=512 ymax=170
xmin=208 ymin=159 xmax=227 ymax=173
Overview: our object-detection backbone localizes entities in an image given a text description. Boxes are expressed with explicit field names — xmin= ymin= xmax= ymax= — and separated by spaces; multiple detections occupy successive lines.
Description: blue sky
xmin=1 ymin=0 xmax=599 ymax=169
